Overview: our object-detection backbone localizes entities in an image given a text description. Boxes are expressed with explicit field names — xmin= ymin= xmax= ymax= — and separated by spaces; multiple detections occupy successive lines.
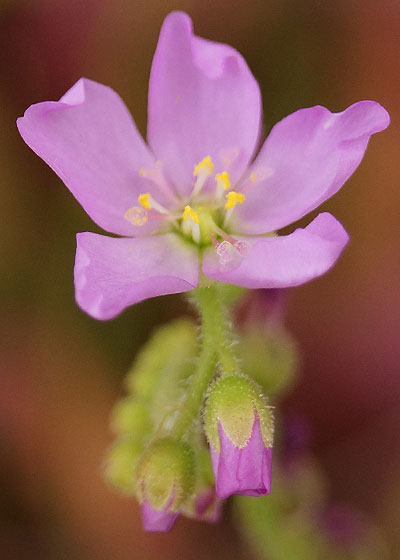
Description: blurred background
xmin=1 ymin=0 xmax=399 ymax=558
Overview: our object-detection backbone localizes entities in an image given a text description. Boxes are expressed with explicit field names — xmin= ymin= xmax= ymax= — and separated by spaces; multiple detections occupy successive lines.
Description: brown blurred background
xmin=1 ymin=1 xmax=399 ymax=558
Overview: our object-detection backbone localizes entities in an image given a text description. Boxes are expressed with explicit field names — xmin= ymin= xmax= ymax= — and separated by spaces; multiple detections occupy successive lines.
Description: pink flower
xmin=210 ymin=417 xmax=272 ymax=499
xmin=17 ymin=12 xmax=389 ymax=320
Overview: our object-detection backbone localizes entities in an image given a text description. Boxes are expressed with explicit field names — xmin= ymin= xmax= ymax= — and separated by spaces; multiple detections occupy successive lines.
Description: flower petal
xmin=202 ymin=213 xmax=349 ymax=288
xmin=234 ymin=101 xmax=390 ymax=234
xmin=147 ymin=11 xmax=261 ymax=196
xmin=192 ymin=489 xmax=222 ymax=523
xmin=141 ymin=501 xmax=179 ymax=532
xmin=211 ymin=418 xmax=272 ymax=499
xmin=17 ymin=78 xmax=171 ymax=236
xmin=74 ymin=233 xmax=199 ymax=319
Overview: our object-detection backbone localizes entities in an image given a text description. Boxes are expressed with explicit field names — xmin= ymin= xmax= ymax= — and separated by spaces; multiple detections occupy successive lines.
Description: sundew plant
xmin=18 ymin=10 xmax=389 ymax=557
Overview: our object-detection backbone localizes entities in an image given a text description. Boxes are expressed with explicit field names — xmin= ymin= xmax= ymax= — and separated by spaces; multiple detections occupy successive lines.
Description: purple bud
xmin=191 ymin=488 xmax=222 ymax=523
xmin=234 ymin=289 xmax=286 ymax=331
xmin=210 ymin=416 xmax=272 ymax=499
xmin=134 ymin=438 xmax=195 ymax=532
xmin=141 ymin=500 xmax=179 ymax=532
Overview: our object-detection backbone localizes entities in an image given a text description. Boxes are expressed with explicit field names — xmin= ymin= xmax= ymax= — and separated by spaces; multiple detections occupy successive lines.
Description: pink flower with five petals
xmin=17 ymin=12 xmax=389 ymax=320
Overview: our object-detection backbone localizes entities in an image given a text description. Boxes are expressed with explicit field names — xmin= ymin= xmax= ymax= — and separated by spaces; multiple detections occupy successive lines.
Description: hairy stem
xmin=172 ymin=284 xmax=239 ymax=439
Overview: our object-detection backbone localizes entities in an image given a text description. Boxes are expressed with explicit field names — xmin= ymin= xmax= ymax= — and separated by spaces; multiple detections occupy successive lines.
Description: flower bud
xmin=125 ymin=319 xmax=197 ymax=398
xmin=204 ymin=375 xmax=274 ymax=499
xmin=188 ymin=488 xmax=222 ymax=523
xmin=134 ymin=438 xmax=195 ymax=532
xmin=104 ymin=437 xmax=143 ymax=495
xmin=182 ymin=448 xmax=222 ymax=523
xmin=110 ymin=396 xmax=152 ymax=437
xmin=235 ymin=290 xmax=298 ymax=396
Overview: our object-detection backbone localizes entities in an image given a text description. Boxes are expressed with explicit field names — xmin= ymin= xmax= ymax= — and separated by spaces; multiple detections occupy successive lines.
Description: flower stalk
xmin=171 ymin=284 xmax=236 ymax=439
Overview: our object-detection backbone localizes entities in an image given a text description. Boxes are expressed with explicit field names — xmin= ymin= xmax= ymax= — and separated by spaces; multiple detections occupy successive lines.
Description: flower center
xmin=124 ymin=155 xmax=250 ymax=260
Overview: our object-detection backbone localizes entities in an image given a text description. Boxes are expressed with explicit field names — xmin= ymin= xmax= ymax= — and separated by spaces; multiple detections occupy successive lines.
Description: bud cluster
xmin=105 ymin=287 xmax=296 ymax=532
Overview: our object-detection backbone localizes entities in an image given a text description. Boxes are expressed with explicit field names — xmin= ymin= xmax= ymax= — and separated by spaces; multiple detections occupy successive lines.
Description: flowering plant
xmin=18 ymin=10 xmax=388 ymax=541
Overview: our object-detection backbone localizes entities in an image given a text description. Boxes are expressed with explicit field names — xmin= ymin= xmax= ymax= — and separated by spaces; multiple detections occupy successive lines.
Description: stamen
xmin=193 ymin=155 xmax=214 ymax=177
xmin=182 ymin=205 xmax=200 ymax=243
xmin=191 ymin=156 xmax=214 ymax=197
xmin=124 ymin=206 xmax=148 ymax=226
xmin=138 ymin=193 xmax=151 ymax=209
xmin=139 ymin=160 xmax=177 ymax=202
xmin=240 ymin=167 xmax=275 ymax=194
xmin=138 ymin=192 xmax=169 ymax=215
xmin=220 ymin=146 xmax=240 ymax=167
xmin=182 ymin=205 xmax=200 ymax=224
xmin=215 ymin=171 xmax=231 ymax=200
xmin=225 ymin=191 xmax=246 ymax=210
xmin=216 ymin=171 xmax=231 ymax=190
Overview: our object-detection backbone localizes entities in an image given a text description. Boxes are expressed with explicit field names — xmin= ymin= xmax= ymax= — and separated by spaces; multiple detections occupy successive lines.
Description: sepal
xmin=134 ymin=438 xmax=195 ymax=531
xmin=204 ymin=375 xmax=274 ymax=498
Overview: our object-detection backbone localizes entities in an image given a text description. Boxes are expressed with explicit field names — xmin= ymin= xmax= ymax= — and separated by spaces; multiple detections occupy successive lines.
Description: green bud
xmin=104 ymin=437 xmax=144 ymax=495
xmin=125 ymin=319 xmax=198 ymax=398
xmin=239 ymin=327 xmax=298 ymax=396
xmin=203 ymin=375 xmax=274 ymax=453
xmin=110 ymin=397 xmax=152 ymax=437
xmin=135 ymin=438 xmax=195 ymax=512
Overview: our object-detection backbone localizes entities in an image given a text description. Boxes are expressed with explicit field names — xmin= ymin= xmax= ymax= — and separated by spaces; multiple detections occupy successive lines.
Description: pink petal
xmin=74 ymin=233 xmax=199 ymax=320
xmin=141 ymin=501 xmax=179 ymax=532
xmin=211 ymin=418 xmax=272 ymax=499
xmin=202 ymin=212 xmax=349 ymax=288
xmin=192 ymin=488 xmax=223 ymax=523
xmin=234 ymin=101 xmax=389 ymax=234
xmin=148 ymin=12 xmax=261 ymax=197
xmin=17 ymin=78 xmax=169 ymax=236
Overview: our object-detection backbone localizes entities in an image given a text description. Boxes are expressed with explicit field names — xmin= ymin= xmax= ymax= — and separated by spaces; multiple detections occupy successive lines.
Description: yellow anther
xmin=193 ymin=155 xmax=214 ymax=177
xmin=183 ymin=205 xmax=200 ymax=224
xmin=124 ymin=206 xmax=148 ymax=226
xmin=225 ymin=191 xmax=246 ymax=210
xmin=138 ymin=193 xmax=151 ymax=210
xmin=215 ymin=171 xmax=231 ymax=191
xmin=250 ymin=172 xmax=257 ymax=183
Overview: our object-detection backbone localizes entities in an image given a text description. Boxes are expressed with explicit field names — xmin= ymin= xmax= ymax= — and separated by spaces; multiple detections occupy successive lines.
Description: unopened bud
xmin=110 ymin=397 xmax=152 ymax=437
xmin=240 ymin=328 xmax=298 ymax=396
xmin=204 ymin=375 xmax=274 ymax=499
xmin=234 ymin=290 xmax=298 ymax=396
xmin=135 ymin=438 xmax=195 ymax=532
xmin=182 ymin=448 xmax=222 ymax=523
xmin=104 ymin=437 xmax=143 ymax=495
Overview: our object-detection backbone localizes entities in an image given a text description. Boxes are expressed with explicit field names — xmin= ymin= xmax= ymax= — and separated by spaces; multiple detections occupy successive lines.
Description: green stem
xmin=172 ymin=284 xmax=239 ymax=439
xmin=216 ymin=298 xmax=240 ymax=375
